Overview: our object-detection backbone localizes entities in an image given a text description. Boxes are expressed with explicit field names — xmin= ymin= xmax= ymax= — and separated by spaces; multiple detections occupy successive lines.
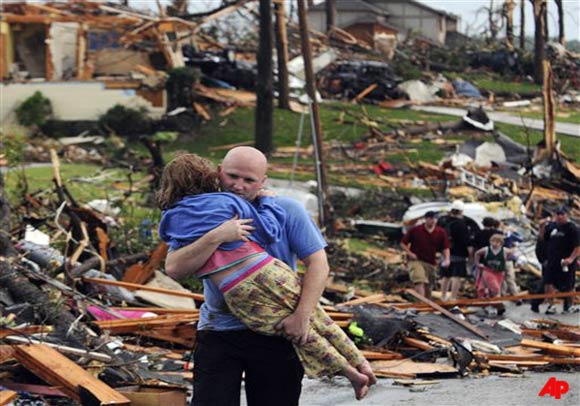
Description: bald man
xmin=165 ymin=147 xmax=329 ymax=406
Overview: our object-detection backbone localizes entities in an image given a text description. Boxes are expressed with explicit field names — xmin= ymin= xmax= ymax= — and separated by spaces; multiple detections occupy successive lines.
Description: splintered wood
xmin=13 ymin=345 xmax=130 ymax=405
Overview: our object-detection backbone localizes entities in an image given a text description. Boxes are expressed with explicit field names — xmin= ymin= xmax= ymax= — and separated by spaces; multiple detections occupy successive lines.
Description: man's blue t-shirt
xmin=197 ymin=196 xmax=327 ymax=331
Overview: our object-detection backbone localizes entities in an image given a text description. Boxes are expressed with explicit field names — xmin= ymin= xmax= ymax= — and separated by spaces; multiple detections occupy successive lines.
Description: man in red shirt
xmin=401 ymin=211 xmax=450 ymax=298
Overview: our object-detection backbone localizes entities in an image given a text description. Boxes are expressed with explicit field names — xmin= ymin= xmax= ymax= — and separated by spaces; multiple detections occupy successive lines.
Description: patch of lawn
xmin=168 ymin=103 xmax=457 ymax=158
xmin=495 ymin=123 xmax=580 ymax=158
xmin=444 ymin=71 xmax=542 ymax=94
xmin=501 ymin=109 xmax=580 ymax=125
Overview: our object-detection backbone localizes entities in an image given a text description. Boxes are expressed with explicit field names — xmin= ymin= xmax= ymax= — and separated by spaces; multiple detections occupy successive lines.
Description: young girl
xmin=157 ymin=154 xmax=376 ymax=400
xmin=474 ymin=234 xmax=515 ymax=298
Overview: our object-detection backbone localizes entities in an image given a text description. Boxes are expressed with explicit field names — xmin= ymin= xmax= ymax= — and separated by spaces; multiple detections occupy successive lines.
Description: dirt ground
xmin=239 ymin=303 xmax=580 ymax=406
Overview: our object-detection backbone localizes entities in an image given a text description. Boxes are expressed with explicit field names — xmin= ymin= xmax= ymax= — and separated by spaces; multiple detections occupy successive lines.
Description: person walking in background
xmin=474 ymin=234 xmax=516 ymax=298
xmin=400 ymin=211 xmax=450 ymax=299
xmin=536 ymin=206 xmax=579 ymax=314
xmin=439 ymin=200 xmax=474 ymax=301
xmin=498 ymin=221 xmax=523 ymax=300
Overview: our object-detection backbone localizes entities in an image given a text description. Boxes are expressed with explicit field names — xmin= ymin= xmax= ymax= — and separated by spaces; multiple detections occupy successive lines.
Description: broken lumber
xmin=0 ymin=391 xmax=17 ymax=406
xmin=122 ymin=242 xmax=168 ymax=284
xmin=5 ymin=336 xmax=112 ymax=362
xmin=14 ymin=345 xmax=130 ymax=405
xmin=520 ymin=339 xmax=580 ymax=357
xmin=360 ymin=350 xmax=403 ymax=360
xmin=82 ymin=277 xmax=205 ymax=301
xmin=394 ymin=291 xmax=580 ymax=309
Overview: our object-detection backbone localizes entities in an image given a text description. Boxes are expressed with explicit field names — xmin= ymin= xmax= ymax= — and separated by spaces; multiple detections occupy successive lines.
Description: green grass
xmin=495 ymin=123 xmax=580 ymax=158
xmin=168 ymin=103 xmax=457 ymax=158
xmin=501 ymin=109 xmax=580 ymax=125
xmin=443 ymin=71 xmax=542 ymax=94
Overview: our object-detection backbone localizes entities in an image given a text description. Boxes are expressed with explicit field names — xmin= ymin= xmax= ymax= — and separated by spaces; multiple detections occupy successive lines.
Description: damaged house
xmin=0 ymin=1 xmax=198 ymax=123
xmin=307 ymin=0 xmax=459 ymax=56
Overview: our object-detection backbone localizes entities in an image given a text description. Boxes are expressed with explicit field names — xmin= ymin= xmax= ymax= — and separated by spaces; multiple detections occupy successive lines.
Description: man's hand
xmin=441 ymin=258 xmax=450 ymax=268
xmin=213 ymin=215 xmax=255 ymax=243
xmin=275 ymin=312 xmax=310 ymax=345
xmin=408 ymin=252 xmax=418 ymax=260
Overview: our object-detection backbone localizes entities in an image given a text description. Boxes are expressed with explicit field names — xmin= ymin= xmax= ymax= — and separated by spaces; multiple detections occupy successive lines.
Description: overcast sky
xmin=132 ymin=0 xmax=579 ymax=41
xmin=416 ymin=0 xmax=579 ymax=41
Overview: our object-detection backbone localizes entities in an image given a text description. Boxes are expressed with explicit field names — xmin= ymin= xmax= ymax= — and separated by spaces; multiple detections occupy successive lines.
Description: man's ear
xmin=261 ymin=175 xmax=268 ymax=188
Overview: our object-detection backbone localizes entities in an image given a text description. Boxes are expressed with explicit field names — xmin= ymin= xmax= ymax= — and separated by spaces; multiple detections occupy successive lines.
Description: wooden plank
xmin=360 ymin=350 xmax=403 ymax=360
xmin=0 ymin=390 xmax=18 ymax=406
xmin=403 ymin=337 xmax=434 ymax=351
xmin=351 ymin=83 xmax=378 ymax=104
xmin=405 ymin=289 xmax=488 ymax=339
xmin=520 ymin=339 xmax=580 ymax=357
xmin=394 ymin=290 xmax=580 ymax=309
xmin=94 ymin=314 xmax=197 ymax=332
xmin=82 ymin=277 xmax=205 ymax=301
xmin=122 ymin=242 xmax=168 ymax=284
xmin=0 ymin=345 xmax=15 ymax=363
xmin=14 ymin=345 xmax=130 ymax=405
xmin=111 ymin=307 xmax=199 ymax=315
xmin=339 ymin=293 xmax=387 ymax=306
xmin=193 ymin=102 xmax=211 ymax=121
xmin=475 ymin=352 xmax=580 ymax=364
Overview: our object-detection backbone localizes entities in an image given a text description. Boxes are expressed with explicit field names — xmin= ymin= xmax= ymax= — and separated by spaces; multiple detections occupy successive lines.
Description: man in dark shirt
xmin=540 ymin=206 xmax=580 ymax=314
xmin=440 ymin=200 xmax=474 ymax=301
xmin=473 ymin=217 xmax=502 ymax=251
xmin=401 ymin=211 xmax=450 ymax=299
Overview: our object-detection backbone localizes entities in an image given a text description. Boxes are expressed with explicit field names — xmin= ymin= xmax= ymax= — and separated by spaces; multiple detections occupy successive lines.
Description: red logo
xmin=539 ymin=377 xmax=570 ymax=399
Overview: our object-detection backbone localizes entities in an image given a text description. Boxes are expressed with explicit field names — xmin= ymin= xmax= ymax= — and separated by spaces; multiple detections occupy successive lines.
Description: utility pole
xmin=326 ymin=0 xmax=336 ymax=33
xmin=555 ymin=0 xmax=565 ymax=46
xmin=274 ymin=0 xmax=290 ymax=110
xmin=255 ymin=0 xmax=274 ymax=156
xmin=297 ymin=0 xmax=332 ymax=233
xmin=519 ymin=0 xmax=525 ymax=49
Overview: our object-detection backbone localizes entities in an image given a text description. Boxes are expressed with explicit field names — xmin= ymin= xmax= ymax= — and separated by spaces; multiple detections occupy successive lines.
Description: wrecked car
xmin=319 ymin=60 xmax=403 ymax=100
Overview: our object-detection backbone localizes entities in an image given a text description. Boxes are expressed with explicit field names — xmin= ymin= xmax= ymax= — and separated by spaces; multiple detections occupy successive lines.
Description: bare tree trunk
xmin=555 ymin=0 xmax=565 ymax=45
xmin=297 ymin=0 xmax=332 ymax=234
xmin=542 ymin=60 xmax=556 ymax=156
xmin=274 ymin=0 xmax=290 ymax=110
xmin=505 ymin=0 xmax=515 ymax=49
xmin=326 ymin=0 xmax=336 ymax=33
xmin=531 ymin=0 xmax=547 ymax=84
xmin=255 ymin=0 xmax=274 ymax=156
xmin=520 ymin=0 xmax=526 ymax=49
xmin=488 ymin=0 xmax=499 ymax=43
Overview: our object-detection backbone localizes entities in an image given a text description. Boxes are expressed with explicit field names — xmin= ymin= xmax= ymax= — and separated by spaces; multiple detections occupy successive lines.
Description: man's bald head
xmin=218 ymin=146 xmax=268 ymax=201
xmin=222 ymin=147 xmax=268 ymax=175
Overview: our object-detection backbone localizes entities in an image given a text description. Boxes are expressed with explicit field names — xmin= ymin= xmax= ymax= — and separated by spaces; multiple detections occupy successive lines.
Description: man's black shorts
xmin=440 ymin=258 xmax=467 ymax=278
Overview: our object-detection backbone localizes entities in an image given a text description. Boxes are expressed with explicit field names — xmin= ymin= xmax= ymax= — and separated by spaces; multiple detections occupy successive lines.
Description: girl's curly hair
xmin=156 ymin=153 xmax=219 ymax=210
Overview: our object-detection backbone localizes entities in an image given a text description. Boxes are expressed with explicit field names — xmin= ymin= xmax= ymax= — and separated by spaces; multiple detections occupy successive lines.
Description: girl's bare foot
xmin=343 ymin=365 xmax=370 ymax=400
xmin=358 ymin=361 xmax=377 ymax=386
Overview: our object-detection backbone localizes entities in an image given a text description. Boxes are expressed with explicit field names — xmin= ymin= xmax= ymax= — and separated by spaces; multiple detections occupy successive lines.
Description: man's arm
xmin=441 ymin=248 xmax=450 ymax=267
xmin=275 ymin=249 xmax=329 ymax=345
xmin=165 ymin=216 xmax=254 ymax=280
